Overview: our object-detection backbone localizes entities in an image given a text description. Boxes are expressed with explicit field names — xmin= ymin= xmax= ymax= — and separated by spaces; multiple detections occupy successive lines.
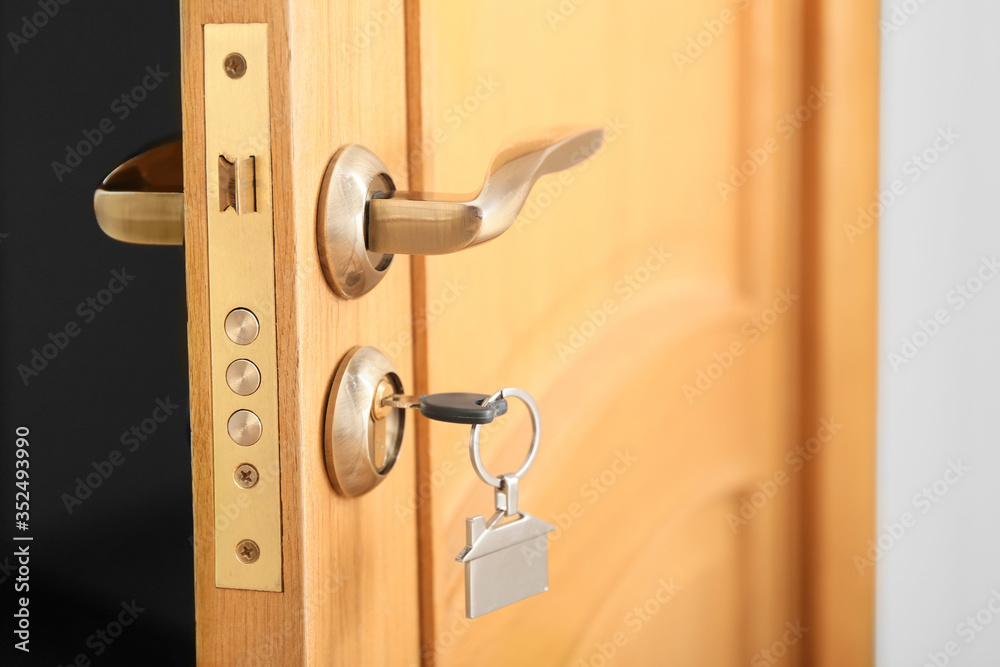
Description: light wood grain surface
xmin=408 ymin=0 xmax=825 ymax=664
xmin=183 ymin=1 xmax=419 ymax=664
xmin=179 ymin=0 xmax=878 ymax=664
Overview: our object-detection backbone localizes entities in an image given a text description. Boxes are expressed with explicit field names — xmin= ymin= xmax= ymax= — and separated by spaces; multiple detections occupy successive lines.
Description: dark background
xmin=0 ymin=0 xmax=194 ymax=665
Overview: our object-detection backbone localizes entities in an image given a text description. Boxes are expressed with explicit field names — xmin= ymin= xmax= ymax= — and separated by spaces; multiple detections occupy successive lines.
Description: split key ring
xmin=468 ymin=388 xmax=541 ymax=489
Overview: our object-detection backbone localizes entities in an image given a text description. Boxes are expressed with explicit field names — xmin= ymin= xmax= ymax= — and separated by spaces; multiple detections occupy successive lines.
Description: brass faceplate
xmin=204 ymin=23 xmax=282 ymax=591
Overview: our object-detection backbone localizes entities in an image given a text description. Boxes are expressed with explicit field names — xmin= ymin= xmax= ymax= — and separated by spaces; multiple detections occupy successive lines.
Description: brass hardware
xmin=325 ymin=346 xmax=406 ymax=497
xmin=206 ymin=23 xmax=281 ymax=592
xmin=371 ymin=377 xmax=396 ymax=421
xmin=317 ymin=146 xmax=395 ymax=299
xmin=234 ymin=463 xmax=259 ymax=489
xmin=317 ymin=127 xmax=605 ymax=298
xmin=227 ymin=409 xmax=262 ymax=446
xmin=91 ymin=24 xmax=279 ymax=592
xmin=223 ymin=52 xmax=247 ymax=79
xmin=379 ymin=393 xmax=421 ymax=411
xmin=218 ymin=155 xmax=256 ymax=214
xmin=236 ymin=539 xmax=260 ymax=564
xmin=224 ymin=308 xmax=260 ymax=345
xmin=226 ymin=359 xmax=261 ymax=396
xmin=93 ymin=140 xmax=184 ymax=246
xmin=369 ymin=128 xmax=605 ymax=254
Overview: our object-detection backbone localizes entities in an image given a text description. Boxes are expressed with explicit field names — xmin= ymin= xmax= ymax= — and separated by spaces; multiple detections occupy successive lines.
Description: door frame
xmin=800 ymin=0 xmax=879 ymax=664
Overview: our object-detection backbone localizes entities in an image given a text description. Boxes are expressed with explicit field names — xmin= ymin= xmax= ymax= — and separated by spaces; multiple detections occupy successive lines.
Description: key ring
xmin=469 ymin=388 xmax=541 ymax=488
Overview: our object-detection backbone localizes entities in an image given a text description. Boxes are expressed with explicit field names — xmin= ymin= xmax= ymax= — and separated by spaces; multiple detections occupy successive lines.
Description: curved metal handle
xmin=367 ymin=127 xmax=605 ymax=255
xmin=93 ymin=140 xmax=184 ymax=246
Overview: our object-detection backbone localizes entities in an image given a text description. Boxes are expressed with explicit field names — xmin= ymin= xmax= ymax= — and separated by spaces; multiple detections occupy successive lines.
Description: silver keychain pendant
xmin=456 ymin=388 xmax=555 ymax=619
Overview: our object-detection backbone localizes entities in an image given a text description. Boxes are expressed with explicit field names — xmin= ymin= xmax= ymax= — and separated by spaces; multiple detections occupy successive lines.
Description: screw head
xmin=234 ymin=463 xmax=259 ymax=489
xmin=236 ymin=539 xmax=260 ymax=564
xmin=224 ymin=52 xmax=247 ymax=79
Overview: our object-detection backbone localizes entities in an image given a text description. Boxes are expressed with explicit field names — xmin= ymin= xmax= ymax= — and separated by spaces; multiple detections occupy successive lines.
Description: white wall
xmin=879 ymin=1 xmax=1000 ymax=665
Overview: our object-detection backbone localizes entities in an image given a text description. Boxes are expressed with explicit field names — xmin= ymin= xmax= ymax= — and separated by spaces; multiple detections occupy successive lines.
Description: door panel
xmin=411 ymin=1 xmax=804 ymax=663
xmin=174 ymin=0 xmax=877 ymax=664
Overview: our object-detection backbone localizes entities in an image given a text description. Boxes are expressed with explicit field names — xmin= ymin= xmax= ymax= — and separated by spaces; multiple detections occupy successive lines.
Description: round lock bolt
xmin=225 ymin=308 xmax=259 ymax=345
xmin=226 ymin=359 xmax=261 ymax=396
xmin=228 ymin=409 xmax=262 ymax=446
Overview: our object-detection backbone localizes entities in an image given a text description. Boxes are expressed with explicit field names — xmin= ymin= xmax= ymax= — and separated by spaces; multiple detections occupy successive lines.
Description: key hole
xmin=369 ymin=373 xmax=403 ymax=475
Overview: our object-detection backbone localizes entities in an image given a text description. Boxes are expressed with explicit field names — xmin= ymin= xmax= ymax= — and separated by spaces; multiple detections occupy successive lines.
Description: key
xmin=379 ymin=391 xmax=508 ymax=425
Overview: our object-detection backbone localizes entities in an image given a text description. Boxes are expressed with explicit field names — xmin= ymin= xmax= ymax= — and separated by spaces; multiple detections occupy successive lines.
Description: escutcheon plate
xmin=317 ymin=146 xmax=396 ymax=299
xmin=325 ymin=346 xmax=405 ymax=496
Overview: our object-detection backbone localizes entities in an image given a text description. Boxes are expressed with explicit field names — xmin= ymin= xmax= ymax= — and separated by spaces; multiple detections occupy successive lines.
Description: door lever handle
xmin=93 ymin=140 xmax=184 ymax=246
xmin=318 ymin=127 xmax=604 ymax=298
xmin=367 ymin=127 xmax=604 ymax=255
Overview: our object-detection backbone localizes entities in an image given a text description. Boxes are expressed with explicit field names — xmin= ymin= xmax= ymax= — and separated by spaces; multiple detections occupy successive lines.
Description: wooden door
xmin=181 ymin=1 xmax=420 ymax=665
xmin=408 ymin=1 xmax=877 ymax=665
xmin=411 ymin=1 xmax=803 ymax=665
xmin=179 ymin=0 xmax=878 ymax=665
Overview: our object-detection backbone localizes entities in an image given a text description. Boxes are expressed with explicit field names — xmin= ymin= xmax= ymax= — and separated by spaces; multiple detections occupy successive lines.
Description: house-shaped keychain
xmin=456 ymin=475 xmax=556 ymax=618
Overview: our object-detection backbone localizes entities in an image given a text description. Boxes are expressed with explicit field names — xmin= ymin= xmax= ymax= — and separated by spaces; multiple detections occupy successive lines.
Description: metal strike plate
xmin=205 ymin=23 xmax=282 ymax=592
